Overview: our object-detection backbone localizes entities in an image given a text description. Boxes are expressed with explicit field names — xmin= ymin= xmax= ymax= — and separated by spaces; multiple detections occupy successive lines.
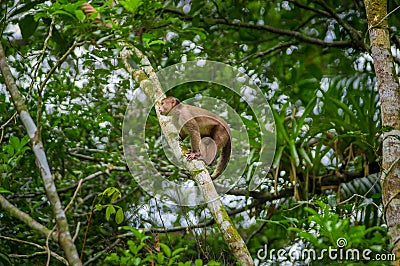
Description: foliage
xmin=96 ymin=187 xmax=125 ymax=224
xmin=104 ymin=226 xmax=218 ymax=266
xmin=290 ymin=200 xmax=387 ymax=249
xmin=0 ymin=0 xmax=397 ymax=264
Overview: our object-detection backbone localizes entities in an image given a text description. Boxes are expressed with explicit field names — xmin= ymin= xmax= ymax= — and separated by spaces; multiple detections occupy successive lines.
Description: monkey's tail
xmin=210 ymin=140 xmax=231 ymax=179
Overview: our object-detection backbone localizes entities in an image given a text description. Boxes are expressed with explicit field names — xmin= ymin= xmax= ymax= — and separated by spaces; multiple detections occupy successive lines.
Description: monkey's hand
xmin=186 ymin=151 xmax=201 ymax=161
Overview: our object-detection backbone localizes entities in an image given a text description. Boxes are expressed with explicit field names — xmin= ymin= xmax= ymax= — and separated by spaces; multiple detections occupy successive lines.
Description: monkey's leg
xmin=210 ymin=127 xmax=231 ymax=179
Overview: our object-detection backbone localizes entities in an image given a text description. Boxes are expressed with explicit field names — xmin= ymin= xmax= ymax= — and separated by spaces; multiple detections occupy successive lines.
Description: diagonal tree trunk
xmin=364 ymin=0 xmax=400 ymax=263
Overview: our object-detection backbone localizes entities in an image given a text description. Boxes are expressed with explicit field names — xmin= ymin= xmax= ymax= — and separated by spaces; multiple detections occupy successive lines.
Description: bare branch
xmin=163 ymin=8 xmax=353 ymax=48
xmin=312 ymin=0 xmax=366 ymax=50
xmin=0 ymin=235 xmax=67 ymax=265
xmin=39 ymin=40 xmax=86 ymax=93
xmin=288 ymin=0 xmax=330 ymax=17
xmin=239 ymin=41 xmax=298 ymax=63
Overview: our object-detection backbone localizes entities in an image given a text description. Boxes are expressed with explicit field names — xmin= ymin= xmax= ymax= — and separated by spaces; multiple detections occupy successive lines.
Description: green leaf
xmin=52 ymin=10 xmax=76 ymax=19
xmin=288 ymin=139 xmax=300 ymax=167
xmin=159 ymin=243 xmax=171 ymax=257
xmin=119 ymin=0 xmax=143 ymax=14
xmin=74 ymin=10 xmax=86 ymax=22
xmin=298 ymin=147 xmax=313 ymax=167
xmin=0 ymin=188 xmax=13 ymax=195
xmin=148 ymin=40 xmax=165 ymax=46
xmin=272 ymin=146 xmax=284 ymax=168
xmin=9 ymin=136 xmax=20 ymax=149
xmin=157 ymin=252 xmax=165 ymax=264
xmin=19 ymin=15 xmax=38 ymax=40
xmin=116 ymin=208 xmax=124 ymax=224
xmin=105 ymin=205 xmax=116 ymax=220
xmin=171 ymin=247 xmax=186 ymax=257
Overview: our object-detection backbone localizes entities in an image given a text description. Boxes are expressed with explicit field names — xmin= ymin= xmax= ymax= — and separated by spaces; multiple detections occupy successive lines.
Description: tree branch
xmin=288 ymin=0 xmax=330 ymax=17
xmin=239 ymin=41 xmax=298 ymax=63
xmin=0 ymin=236 xmax=67 ymax=265
xmin=0 ymin=195 xmax=57 ymax=241
xmin=163 ymin=8 xmax=354 ymax=48
xmin=312 ymin=0 xmax=366 ymax=50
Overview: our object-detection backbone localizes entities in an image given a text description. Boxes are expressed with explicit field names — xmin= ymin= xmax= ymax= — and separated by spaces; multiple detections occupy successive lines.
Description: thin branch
xmin=29 ymin=16 xmax=55 ymax=94
xmin=46 ymin=226 xmax=57 ymax=266
xmin=239 ymin=41 xmax=298 ymax=63
xmin=82 ymin=239 xmax=121 ymax=266
xmin=11 ymin=165 xmax=127 ymax=199
xmin=0 ymin=235 xmax=67 ymax=265
xmin=64 ymin=179 xmax=83 ymax=213
xmin=0 ymin=112 xmax=17 ymax=129
xmin=39 ymin=40 xmax=86 ymax=93
xmin=378 ymin=5 xmax=400 ymax=26
xmin=68 ymin=152 xmax=101 ymax=161
xmin=0 ymin=112 xmax=17 ymax=143
xmin=246 ymin=222 xmax=267 ymax=245
xmin=72 ymin=222 xmax=81 ymax=242
xmin=163 ymin=8 xmax=353 ymax=48
xmin=80 ymin=194 xmax=97 ymax=260
xmin=288 ymin=0 xmax=330 ymax=17
xmin=312 ymin=0 xmax=366 ymax=50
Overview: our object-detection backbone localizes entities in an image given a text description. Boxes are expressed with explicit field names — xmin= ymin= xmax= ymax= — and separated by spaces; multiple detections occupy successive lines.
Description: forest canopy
xmin=0 ymin=0 xmax=399 ymax=265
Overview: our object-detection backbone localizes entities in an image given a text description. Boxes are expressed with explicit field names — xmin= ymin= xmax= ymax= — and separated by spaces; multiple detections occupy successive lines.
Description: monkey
xmin=159 ymin=97 xmax=231 ymax=179
xmin=81 ymin=3 xmax=146 ymax=42
xmin=81 ymin=3 xmax=103 ymax=25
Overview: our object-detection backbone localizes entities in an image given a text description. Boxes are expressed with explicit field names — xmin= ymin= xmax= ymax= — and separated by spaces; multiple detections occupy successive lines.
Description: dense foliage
xmin=1 ymin=0 xmax=399 ymax=265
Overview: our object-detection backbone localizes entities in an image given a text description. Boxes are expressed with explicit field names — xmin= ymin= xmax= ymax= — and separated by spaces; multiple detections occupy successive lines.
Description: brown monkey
xmin=81 ymin=3 xmax=103 ymax=25
xmin=159 ymin=97 xmax=231 ymax=179
xmin=81 ymin=3 xmax=146 ymax=42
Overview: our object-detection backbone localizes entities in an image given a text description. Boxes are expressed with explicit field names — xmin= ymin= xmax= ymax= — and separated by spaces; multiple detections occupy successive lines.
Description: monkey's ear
xmin=173 ymin=97 xmax=180 ymax=104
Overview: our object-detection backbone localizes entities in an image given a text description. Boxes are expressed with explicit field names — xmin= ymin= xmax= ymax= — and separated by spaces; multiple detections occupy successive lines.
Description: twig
xmin=29 ymin=16 xmax=55 ymax=94
xmin=312 ymin=0 xmax=365 ymax=50
xmin=65 ymin=179 xmax=83 ymax=213
xmin=39 ymin=40 xmax=85 ymax=93
xmin=0 ymin=112 xmax=17 ymax=143
xmin=46 ymin=226 xmax=57 ymax=266
xmin=82 ymin=239 xmax=121 ymax=266
xmin=239 ymin=41 xmax=298 ymax=63
xmin=80 ymin=194 xmax=98 ymax=260
xmin=73 ymin=222 xmax=81 ymax=242
xmin=0 ymin=235 xmax=67 ymax=265
xmin=162 ymin=8 xmax=353 ymax=48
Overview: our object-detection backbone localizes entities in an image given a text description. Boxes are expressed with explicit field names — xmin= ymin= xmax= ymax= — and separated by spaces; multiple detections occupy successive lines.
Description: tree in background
xmin=365 ymin=0 xmax=400 ymax=262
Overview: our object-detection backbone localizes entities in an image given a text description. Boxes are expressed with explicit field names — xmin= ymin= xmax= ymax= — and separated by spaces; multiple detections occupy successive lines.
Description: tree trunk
xmin=364 ymin=0 xmax=400 ymax=263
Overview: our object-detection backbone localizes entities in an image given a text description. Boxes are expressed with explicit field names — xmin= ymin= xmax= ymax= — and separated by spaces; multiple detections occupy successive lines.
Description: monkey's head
xmin=159 ymin=97 xmax=180 ymax=115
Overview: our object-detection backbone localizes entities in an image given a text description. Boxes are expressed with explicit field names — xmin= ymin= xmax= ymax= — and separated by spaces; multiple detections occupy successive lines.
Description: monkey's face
xmin=159 ymin=98 xmax=176 ymax=115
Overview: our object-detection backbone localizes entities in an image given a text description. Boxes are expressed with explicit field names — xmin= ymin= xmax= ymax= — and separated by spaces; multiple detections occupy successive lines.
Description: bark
xmin=0 ymin=42 xmax=82 ymax=265
xmin=364 ymin=0 xmax=400 ymax=263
